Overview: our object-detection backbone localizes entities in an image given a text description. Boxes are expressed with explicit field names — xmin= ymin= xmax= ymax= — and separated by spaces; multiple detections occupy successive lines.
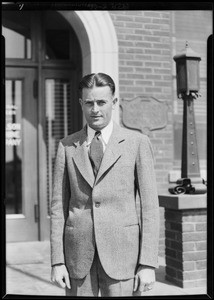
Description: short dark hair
xmin=78 ymin=73 xmax=115 ymax=97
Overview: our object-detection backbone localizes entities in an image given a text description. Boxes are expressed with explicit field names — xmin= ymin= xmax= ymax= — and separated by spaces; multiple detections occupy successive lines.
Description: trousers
xmin=65 ymin=248 xmax=134 ymax=297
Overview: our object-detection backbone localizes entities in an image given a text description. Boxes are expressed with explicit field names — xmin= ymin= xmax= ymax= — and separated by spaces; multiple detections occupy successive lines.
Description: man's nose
xmin=91 ymin=102 xmax=99 ymax=113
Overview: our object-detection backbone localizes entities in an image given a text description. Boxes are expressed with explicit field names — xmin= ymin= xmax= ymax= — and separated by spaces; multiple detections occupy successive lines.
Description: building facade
xmin=3 ymin=7 xmax=212 ymax=256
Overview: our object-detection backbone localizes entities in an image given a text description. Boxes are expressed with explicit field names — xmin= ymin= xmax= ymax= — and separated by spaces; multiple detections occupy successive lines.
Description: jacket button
xmin=95 ymin=202 xmax=100 ymax=208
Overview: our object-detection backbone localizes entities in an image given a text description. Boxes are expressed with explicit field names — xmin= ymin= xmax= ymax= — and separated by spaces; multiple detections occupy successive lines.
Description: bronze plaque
xmin=120 ymin=96 xmax=168 ymax=135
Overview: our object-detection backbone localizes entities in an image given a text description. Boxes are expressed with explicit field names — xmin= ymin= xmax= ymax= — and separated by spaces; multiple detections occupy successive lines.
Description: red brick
xmin=135 ymin=42 xmax=152 ymax=48
xmin=195 ymin=241 xmax=207 ymax=251
xmin=125 ymin=11 xmax=142 ymax=16
xmin=183 ymin=242 xmax=195 ymax=251
xmin=112 ymin=21 xmax=125 ymax=27
xmin=135 ymin=80 xmax=153 ymax=86
xmin=119 ymin=80 xmax=134 ymax=86
xmin=195 ymin=279 xmax=207 ymax=287
xmin=155 ymin=81 xmax=171 ymax=87
xmin=125 ymin=22 xmax=142 ymax=28
xmin=183 ymin=270 xmax=206 ymax=280
xmin=127 ymin=87 xmax=144 ymax=92
xmin=145 ymin=49 xmax=162 ymax=55
xmin=135 ymin=55 xmax=152 ymax=60
xmin=135 ymin=29 xmax=152 ymax=35
xmin=119 ymin=54 xmax=134 ymax=60
xmin=119 ymin=67 xmax=134 ymax=72
xmin=115 ymin=15 xmax=134 ymax=22
xmin=165 ymin=276 xmax=183 ymax=288
xmin=154 ymin=68 xmax=171 ymax=74
xmin=134 ymin=17 xmax=152 ymax=23
xmin=126 ymin=61 xmax=143 ymax=67
xmin=163 ymin=62 xmax=171 ymax=68
xmin=117 ymin=28 xmax=134 ymax=34
xmin=196 ymin=260 xmax=207 ymax=270
xmin=144 ymin=11 xmax=162 ymax=18
xmin=126 ymin=74 xmax=144 ymax=79
xmin=183 ymin=232 xmax=206 ymax=242
xmin=166 ymin=248 xmax=177 ymax=258
xmin=182 ymin=210 xmax=207 ymax=222
xmin=145 ymin=87 xmax=163 ymax=93
xmin=165 ymin=210 xmax=182 ymax=222
xmin=166 ymin=257 xmax=182 ymax=269
xmin=119 ymin=41 xmax=134 ymax=47
xmin=170 ymin=240 xmax=182 ymax=251
xmin=144 ymin=36 xmax=161 ymax=42
xmin=153 ymin=18 xmax=170 ymax=24
xmin=125 ymin=35 xmax=143 ymax=41
xmin=145 ymin=74 xmax=162 ymax=80
xmin=182 ymin=223 xmax=195 ymax=232
xmin=126 ymin=48 xmax=143 ymax=54
xmin=153 ymin=31 xmax=170 ymax=37
xmin=183 ymin=261 xmax=195 ymax=271
xmin=135 ymin=67 xmax=152 ymax=73
xmin=166 ymin=266 xmax=177 ymax=277
xmin=183 ymin=251 xmax=206 ymax=261
xmin=196 ymin=223 xmax=207 ymax=231
xmin=120 ymin=93 xmax=135 ymax=99
xmin=145 ymin=61 xmax=162 ymax=67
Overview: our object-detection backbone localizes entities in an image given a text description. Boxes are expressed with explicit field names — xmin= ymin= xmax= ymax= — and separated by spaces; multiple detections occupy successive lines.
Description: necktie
xmin=89 ymin=131 xmax=103 ymax=177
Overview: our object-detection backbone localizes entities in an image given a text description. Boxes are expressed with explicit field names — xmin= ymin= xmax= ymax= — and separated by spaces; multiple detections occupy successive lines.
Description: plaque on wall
xmin=120 ymin=96 xmax=168 ymax=135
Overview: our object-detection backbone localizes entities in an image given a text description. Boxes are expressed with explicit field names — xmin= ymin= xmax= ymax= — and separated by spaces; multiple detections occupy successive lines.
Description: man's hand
xmin=51 ymin=264 xmax=71 ymax=289
xmin=133 ymin=265 xmax=155 ymax=293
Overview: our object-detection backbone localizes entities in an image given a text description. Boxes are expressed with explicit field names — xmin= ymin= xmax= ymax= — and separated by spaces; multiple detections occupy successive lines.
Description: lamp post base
xmin=169 ymin=178 xmax=207 ymax=195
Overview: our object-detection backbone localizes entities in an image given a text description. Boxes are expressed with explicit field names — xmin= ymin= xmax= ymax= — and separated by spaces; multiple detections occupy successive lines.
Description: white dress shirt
xmin=87 ymin=120 xmax=113 ymax=152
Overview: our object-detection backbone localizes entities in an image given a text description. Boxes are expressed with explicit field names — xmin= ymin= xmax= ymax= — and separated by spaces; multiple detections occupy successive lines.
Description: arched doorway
xmin=3 ymin=10 xmax=82 ymax=241
xmin=59 ymin=10 xmax=120 ymax=124
xmin=3 ymin=9 xmax=119 ymax=242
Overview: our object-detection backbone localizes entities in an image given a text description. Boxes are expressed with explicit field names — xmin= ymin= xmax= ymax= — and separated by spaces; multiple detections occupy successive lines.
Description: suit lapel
xmin=95 ymin=123 xmax=125 ymax=184
xmin=73 ymin=127 xmax=95 ymax=188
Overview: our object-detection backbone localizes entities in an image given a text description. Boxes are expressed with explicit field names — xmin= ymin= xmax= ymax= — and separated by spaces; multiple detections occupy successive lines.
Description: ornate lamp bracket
xmin=169 ymin=43 xmax=207 ymax=195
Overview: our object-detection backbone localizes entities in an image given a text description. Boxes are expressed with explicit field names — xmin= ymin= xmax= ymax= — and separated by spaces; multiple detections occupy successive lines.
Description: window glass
xmin=44 ymin=11 xmax=71 ymax=60
xmin=2 ymin=11 xmax=32 ymax=59
xmin=6 ymin=80 xmax=23 ymax=214
xmin=45 ymin=30 xmax=70 ymax=60
xmin=45 ymin=79 xmax=71 ymax=214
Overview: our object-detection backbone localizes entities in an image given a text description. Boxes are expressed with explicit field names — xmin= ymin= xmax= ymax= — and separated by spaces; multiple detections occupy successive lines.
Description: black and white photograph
xmin=2 ymin=2 xmax=213 ymax=298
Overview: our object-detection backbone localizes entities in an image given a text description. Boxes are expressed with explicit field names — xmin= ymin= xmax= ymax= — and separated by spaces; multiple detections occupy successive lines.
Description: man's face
xmin=79 ymin=85 xmax=117 ymax=131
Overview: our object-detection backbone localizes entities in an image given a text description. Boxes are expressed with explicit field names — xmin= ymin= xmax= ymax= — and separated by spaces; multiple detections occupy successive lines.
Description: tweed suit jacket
xmin=50 ymin=122 xmax=159 ymax=280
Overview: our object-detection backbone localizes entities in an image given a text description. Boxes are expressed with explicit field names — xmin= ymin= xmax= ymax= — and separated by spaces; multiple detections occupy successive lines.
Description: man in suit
xmin=50 ymin=73 xmax=160 ymax=297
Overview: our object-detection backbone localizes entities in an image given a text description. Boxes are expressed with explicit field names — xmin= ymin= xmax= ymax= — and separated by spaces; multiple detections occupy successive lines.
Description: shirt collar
xmin=87 ymin=120 xmax=113 ymax=146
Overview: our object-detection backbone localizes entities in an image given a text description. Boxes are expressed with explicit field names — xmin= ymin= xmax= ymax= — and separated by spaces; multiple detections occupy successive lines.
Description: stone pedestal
xmin=159 ymin=194 xmax=207 ymax=289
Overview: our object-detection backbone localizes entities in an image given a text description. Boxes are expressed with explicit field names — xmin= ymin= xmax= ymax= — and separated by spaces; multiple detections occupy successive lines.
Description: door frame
xmin=6 ymin=67 xmax=39 ymax=242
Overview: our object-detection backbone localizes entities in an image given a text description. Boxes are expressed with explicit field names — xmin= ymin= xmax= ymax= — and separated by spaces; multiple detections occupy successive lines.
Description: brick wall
xmin=165 ymin=208 xmax=207 ymax=288
xmin=109 ymin=10 xmax=174 ymax=194
xmin=109 ymin=10 xmax=174 ymax=256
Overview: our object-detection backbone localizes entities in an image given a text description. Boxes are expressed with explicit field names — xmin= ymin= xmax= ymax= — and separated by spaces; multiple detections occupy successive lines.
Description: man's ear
xmin=79 ymin=98 xmax=83 ymax=107
xmin=112 ymin=97 xmax=118 ymax=109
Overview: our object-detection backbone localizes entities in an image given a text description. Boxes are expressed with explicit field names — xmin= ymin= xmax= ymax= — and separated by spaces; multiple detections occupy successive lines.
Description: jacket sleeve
xmin=50 ymin=140 xmax=70 ymax=266
xmin=135 ymin=134 xmax=159 ymax=268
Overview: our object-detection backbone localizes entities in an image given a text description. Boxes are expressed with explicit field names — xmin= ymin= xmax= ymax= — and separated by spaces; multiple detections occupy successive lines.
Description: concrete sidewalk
xmin=4 ymin=241 xmax=207 ymax=297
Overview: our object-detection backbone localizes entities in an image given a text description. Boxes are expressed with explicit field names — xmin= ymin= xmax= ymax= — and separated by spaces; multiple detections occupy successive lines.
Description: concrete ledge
xmin=159 ymin=194 xmax=207 ymax=210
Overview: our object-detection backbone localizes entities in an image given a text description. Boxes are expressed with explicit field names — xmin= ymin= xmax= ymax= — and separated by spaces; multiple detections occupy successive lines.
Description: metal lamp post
xmin=169 ymin=42 xmax=207 ymax=195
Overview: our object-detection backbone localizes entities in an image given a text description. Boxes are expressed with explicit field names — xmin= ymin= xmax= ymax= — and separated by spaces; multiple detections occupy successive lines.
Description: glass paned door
xmin=45 ymin=78 xmax=71 ymax=215
xmin=6 ymin=68 xmax=39 ymax=242
xmin=6 ymin=80 xmax=23 ymax=214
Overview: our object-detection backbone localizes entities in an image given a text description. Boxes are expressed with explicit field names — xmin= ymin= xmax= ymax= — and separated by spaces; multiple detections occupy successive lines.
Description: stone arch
xmin=58 ymin=10 xmax=119 ymax=123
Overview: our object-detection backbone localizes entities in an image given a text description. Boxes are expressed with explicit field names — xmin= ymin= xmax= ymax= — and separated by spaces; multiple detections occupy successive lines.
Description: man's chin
xmin=89 ymin=121 xmax=105 ymax=131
